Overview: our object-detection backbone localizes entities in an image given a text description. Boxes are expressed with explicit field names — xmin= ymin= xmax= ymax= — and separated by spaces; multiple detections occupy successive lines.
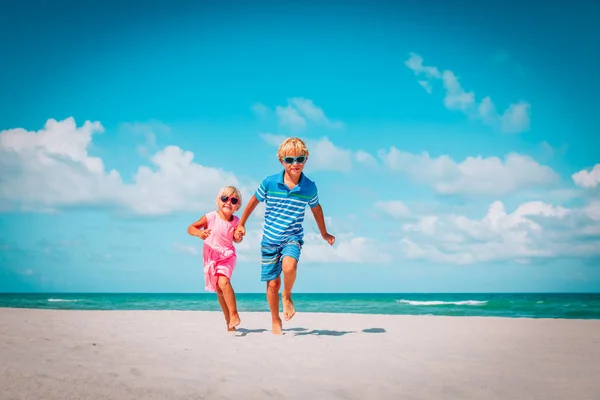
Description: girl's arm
xmin=187 ymin=215 xmax=208 ymax=237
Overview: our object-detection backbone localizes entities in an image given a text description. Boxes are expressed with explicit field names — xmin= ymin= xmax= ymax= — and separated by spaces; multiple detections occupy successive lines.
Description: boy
xmin=234 ymin=137 xmax=335 ymax=334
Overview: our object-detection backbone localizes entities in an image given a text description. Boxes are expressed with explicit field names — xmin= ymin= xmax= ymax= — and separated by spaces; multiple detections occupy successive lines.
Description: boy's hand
xmin=198 ymin=229 xmax=211 ymax=240
xmin=322 ymin=232 xmax=335 ymax=246
xmin=235 ymin=225 xmax=246 ymax=238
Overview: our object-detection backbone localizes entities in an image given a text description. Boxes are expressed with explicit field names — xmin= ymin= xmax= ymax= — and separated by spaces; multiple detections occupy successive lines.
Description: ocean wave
xmin=47 ymin=298 xmax=80 ymax=302
xmin=397 ymin=300 xmax=487 ymax=306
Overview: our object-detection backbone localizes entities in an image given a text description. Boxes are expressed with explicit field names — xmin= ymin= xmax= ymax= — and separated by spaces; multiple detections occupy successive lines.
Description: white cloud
xmin=375 ymin=200 xmax=410 ymax=218
xmin=418 ymin=80 xmax=433 ymax=94
xmin=259 ymin=133 xmax=357 ymax=172
xmin=0 ymin=117 xmax=243 ymax=215
xmin=499 ymin=102 xmax=531 ymax=134
xmin=441 ymin=70 xmax=475 ymax=111
xmin=404 ymin=53 xmax=441 ymax=80
xmin=398 ymin=200 xmax=600 ymax=265
xmin=301 ymin=232 xmax=392 ymax=264
xmin=572 ymin=164 xmax=600 ymax=188
xmin=288 ymin=98 xmax=344 ymax=129
xmin=252 ymin=103 xmax=270 ymax=119
xmin=173 ymin=243 xmax=199 ymax=256
xmin=539 ymin=141 xmax=554 ymax=158
xmin=537 ymin=141 xmax=569 ymax=160
xmin=379 ymin=146 xmax=559 ymax=196
xmin=259 ymin=133 xmax=285 ymax=147
xmin=119 ymin=121 xmax=170 ymax=158
xmin=127 ymin=146 xmax=241 ymax=215
xmin=355 ymin=150 xmax=377 ymax=167
xmin=584 ymin=201 xmax=600 ymax=221
xmin=307 ymin=137 xmax=353 ymax=172
xmin=405 ymin=52 xmax=531 ymax=134
xmin=260 ymin=97 xmax=343 ymax=131
xmin=276 ymin=104 xmax=306 ymax=130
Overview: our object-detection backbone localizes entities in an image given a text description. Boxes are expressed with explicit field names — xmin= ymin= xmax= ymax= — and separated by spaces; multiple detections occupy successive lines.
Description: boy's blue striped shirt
xmin=255 ymin=170 xmax=319 ymax=245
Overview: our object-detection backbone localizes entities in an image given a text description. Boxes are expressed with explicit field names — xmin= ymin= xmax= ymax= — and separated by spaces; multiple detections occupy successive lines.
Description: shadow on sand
xmin=294 ymin=329 xmax=355 ymax=336
xmin=362 ymin=328 xmax=386 ymax=334
xmin=292 ymin=327 xmax=387 ymax=336
xmin=235 ymin=327 xmax=387 ymax=337
xmin=235 ymin=328 xmax=268 ymax=337
xmin=235 ymin=328 xmax=386 ymax=337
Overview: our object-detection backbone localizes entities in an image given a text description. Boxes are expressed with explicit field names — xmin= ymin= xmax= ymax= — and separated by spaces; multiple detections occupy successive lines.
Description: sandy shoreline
xmin=1 ymin=308 xmax=599 ymax=400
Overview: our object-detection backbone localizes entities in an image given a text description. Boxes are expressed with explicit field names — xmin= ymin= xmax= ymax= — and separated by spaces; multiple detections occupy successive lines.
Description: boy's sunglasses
xmin=220 ymin=195 xmax=239 ymax=205
xmin=282 ymin=156 xmax=307 ymax=165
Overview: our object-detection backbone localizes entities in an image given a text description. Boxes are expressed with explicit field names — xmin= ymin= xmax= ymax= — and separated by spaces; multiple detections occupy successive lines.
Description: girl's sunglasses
xmin=220 ymin=195 xmax=239 ymax=205
xmin=282 ymin=155 xmax=307 ymax=165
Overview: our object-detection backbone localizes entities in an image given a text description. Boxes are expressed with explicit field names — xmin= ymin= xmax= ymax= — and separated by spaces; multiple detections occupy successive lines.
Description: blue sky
xmin=1 ymin=0 xmax=599 ymax=293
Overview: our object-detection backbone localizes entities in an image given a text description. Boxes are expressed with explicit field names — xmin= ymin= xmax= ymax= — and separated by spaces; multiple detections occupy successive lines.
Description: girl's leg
xmin=217 ymin=275 xmax=240 ymax=329
xmin=215 ymin=286 xmax=234 ymax=331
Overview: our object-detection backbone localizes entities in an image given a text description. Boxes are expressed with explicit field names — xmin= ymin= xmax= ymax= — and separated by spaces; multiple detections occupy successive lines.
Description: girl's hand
xmin=198 ymin=229 xmax=211 ymax=240
xmin=235 ymin=225 xmax=246 ymax=238
xmin=234 ymin=230 xmax=244 ymax=242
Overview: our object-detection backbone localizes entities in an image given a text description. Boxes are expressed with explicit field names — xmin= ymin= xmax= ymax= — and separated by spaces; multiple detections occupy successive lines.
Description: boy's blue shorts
xmin=260 ymin=237 xmax=303 ymax=282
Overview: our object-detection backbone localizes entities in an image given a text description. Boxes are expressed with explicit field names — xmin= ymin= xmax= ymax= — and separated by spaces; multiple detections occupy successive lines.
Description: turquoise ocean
xmin=1 ymin=293 xmax=599 ymax=319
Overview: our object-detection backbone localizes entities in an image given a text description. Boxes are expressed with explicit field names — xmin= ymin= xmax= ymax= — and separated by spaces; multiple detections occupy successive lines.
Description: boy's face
xmin=280 ymin=152 xmax=307 ymax=179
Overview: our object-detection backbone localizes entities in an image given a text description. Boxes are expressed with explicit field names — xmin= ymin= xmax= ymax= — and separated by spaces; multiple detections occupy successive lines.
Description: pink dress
xmin=202 ymin=211 xmax=239 ymax=292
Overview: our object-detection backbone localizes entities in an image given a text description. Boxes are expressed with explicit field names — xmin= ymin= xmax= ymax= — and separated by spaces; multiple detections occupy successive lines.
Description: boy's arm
xmin=233 ymin=218 xmax=244 ymax=243
xmin=236 ymin=195 xmax=260 ymax=235
xmin=310 ymin=204 xmax=335 ymax=246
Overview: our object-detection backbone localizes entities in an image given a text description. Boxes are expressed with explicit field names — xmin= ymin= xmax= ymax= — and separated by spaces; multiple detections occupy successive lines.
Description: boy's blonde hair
xmin=216 ymin=185 xmax=242 ymax=211
xmin=277 ymin=137 xmax=309 ymax=160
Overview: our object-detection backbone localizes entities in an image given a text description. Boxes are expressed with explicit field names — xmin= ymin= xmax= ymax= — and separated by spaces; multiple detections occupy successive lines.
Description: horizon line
xmin=2 ymin=291 xmax=599 ymax=295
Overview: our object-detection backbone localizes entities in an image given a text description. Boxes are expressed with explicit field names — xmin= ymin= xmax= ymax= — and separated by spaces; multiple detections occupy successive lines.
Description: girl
xmin=187 ymin=186 xmax=244 ymax=331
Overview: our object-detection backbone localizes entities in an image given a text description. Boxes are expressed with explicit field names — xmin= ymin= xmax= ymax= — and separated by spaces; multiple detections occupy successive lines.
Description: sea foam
xmin=47 ymin=299 xmax=80 ymax=302
xmin=397 ymin=300 xmax=487 ymax=306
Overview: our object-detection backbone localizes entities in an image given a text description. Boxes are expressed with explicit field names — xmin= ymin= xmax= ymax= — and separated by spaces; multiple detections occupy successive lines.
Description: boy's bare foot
xmin=227 ymin=326 xmax=236 ymax=332
xmin=282 ymin=293 xmax=296 ymax=321
xmin=272 ymin=317 xmax=282 ymax=335
xmin=228 ymin=313 xmax=241 ymax=329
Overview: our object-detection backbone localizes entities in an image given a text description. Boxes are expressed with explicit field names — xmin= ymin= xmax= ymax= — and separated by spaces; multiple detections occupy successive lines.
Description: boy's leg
xmin=281 ymin=256 xmax=298 ymax=321
xmin=266 ymin=277 xmax=282 ymax=334
xmin=217 ymin=275 xmax=240 ymax=329
xmin=281 ymin=240 xmax=302 ymax=321
xmin=215 ymin=286 xmax=234 ymax=331
xmin=261 ymin=244 xmax=284 ymax=334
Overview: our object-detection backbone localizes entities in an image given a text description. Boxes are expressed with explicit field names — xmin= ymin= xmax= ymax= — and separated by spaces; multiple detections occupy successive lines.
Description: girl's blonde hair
xmin=216 ymin=185 xmax=242 ymax=211
xmin=277 ymin=137 xmax=309 ymax=160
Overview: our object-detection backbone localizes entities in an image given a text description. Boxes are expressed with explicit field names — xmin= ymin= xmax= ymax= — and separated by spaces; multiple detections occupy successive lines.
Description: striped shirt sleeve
xmin=308 ymin=188 xmax=319 ymax=208
xmin=254 ymin=179 xmax=268 ymax=202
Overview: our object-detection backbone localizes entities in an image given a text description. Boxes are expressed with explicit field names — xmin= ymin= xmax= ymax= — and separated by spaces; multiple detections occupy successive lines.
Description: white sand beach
xmin=1 ymin=308 xmax=599 ymax=400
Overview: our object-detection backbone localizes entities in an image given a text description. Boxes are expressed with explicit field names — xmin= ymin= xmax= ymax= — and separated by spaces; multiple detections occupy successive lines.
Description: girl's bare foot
xmin=228 ymin=312 xmax=241 ymax=329
xmin=272 ymin=317 xmax=282 ymax=335
xmin=227 ymin=326 xmax=236 ymax=332
xmin=282 ymin=294 xmax=295 ymax=321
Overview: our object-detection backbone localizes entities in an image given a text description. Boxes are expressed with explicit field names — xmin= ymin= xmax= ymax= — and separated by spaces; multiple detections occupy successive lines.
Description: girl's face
xmin=218 ymin=194 xmax=240 ymax=217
